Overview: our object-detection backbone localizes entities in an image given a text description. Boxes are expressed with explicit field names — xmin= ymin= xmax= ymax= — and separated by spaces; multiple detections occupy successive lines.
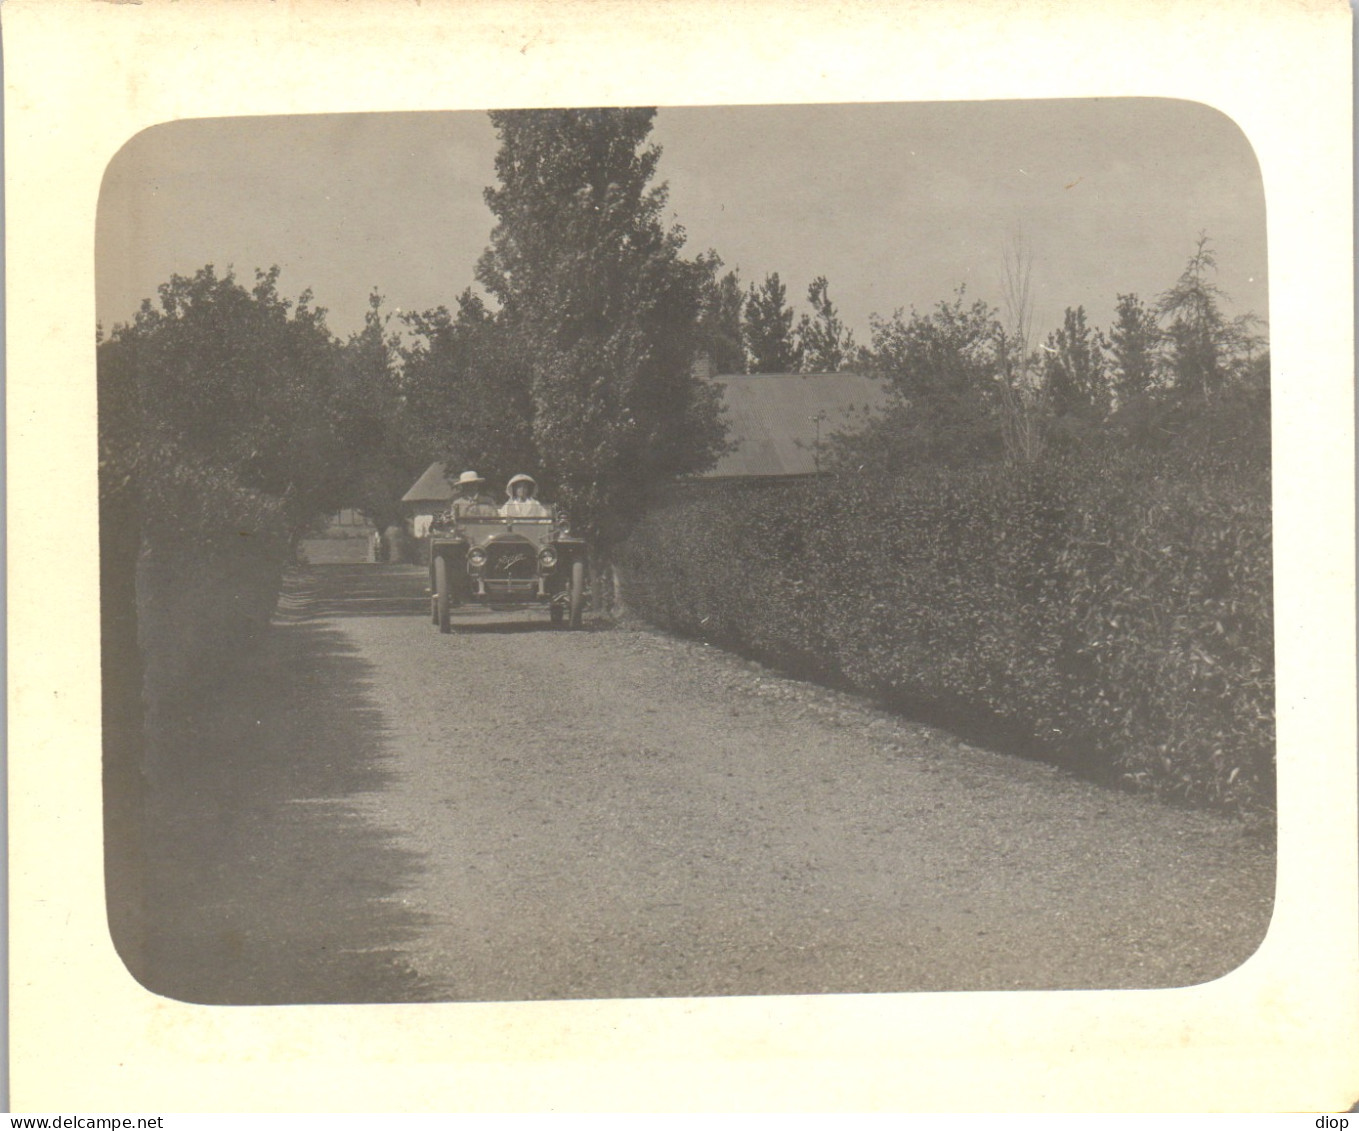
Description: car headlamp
xmin=538 ymin=547 xmax=558 ymax=569
xmin=468 ymin=548 xmax=487 ymax=568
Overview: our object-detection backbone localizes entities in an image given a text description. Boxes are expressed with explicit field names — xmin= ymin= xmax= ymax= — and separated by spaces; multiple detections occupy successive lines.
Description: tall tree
xmin=695 ymin=251 xmax=746 ymax=375
xmin=995 ymin=236 xmax=1047 ymax=462
xmin=476 ymin=108 xmax=726 ymax=547
xmin=1157 ymin=233 xmax=1243 ymax=399
xmin=1042 ymin=305 xmax=1110 ymax=419
xmin=796 ymin=275 xmax=856 ymax=372
xmin=743 ymin=272 xmax=803 ymax=373
xmin=334 ymin=292 xmax=426 ymax=532
xmin=1107 ymin=291 xmax=1162 ymax=406
xmin=399 ymin=288 xmax=537 ymax=490
xmin=103 ymin=264 xmax=353 ymax=535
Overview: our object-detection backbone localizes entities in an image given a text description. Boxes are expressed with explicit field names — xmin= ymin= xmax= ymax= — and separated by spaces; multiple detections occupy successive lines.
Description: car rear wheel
xmin=435 ymin=554 xmax=452 ymax=634
xmin=568 ymin=560 xmax=585 ymax=630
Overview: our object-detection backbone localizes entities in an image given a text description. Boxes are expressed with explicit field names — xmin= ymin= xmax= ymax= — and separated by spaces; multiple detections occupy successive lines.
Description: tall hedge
xmin=133 ymin=450 xmax=293 ymax=712
xmin=617 ymin=450 xmax=1273 ymax=815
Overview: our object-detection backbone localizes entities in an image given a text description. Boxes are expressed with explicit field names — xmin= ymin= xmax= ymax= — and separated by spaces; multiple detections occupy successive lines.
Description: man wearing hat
xmin=447 ymin=470 xmax=499 ymax=518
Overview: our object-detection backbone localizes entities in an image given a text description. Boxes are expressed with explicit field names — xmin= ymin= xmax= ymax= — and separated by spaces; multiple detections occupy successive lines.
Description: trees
xmin=796 ymin=276 xmax=856 ymax=373
xmin=843 ymin=289 xmax=1003 ymax=470
xmin=1043 ymin=306 xmax=1110 ymax=420
xmin=695 ymin=251 xmax=747 ymax=375
xmin=399 ymin=288 xmax=537 ymax=491
xmin=334 ymin=293 xmax=426 ymax=533
xmin=743 ymin=272 xmax=803 ymax=373
xmin=102 ymin=265 xmax=356 ymax=536
xmin=1157 ymin=233 xmax=1265 ymax=400
xmin=995 ymin=238 xmax=1047 ymax=463
xmin=476 ymin=108 xmax=726 ymax=547
xmin=1107 ymin=292 xmax=1162 ymax=407
xmin=1158 ymin=234 xmax=1226 ymax=397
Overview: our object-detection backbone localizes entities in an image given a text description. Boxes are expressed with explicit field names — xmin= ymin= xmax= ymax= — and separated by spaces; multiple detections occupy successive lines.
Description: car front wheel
xmin=568 ymin=560 xmax=585 ymax=629
xmin=435 ymin=554 xmax=452 ymax=634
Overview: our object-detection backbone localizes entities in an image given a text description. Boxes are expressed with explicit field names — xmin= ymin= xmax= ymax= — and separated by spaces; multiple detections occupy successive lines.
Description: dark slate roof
xmin=702 ymin=372 xmax=888 ymax=478
xmin=400 ymin=373 xmax=888 ymax=502
xmin=401 ymin=462 xmax=455 ymax=506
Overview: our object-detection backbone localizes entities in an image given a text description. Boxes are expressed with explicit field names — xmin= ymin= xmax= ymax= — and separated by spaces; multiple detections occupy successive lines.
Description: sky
xmin=96 ymin=99 xmax=1268 ymax=350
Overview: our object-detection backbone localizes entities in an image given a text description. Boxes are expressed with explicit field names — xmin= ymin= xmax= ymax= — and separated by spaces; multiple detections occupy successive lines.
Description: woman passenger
xmin=500 ymin=473 xmax=550 ymax=518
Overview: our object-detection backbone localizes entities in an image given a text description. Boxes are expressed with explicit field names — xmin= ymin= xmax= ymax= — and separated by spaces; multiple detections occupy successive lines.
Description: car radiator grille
xmin=486 ymin=546 xmax=538 ymax=580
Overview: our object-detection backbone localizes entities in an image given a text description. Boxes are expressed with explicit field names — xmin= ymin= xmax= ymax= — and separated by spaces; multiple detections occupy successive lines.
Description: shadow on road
xmin=115 ymin=587 xmax=442 ymax=1004
xmin=276 ymin=563 xmax=431 ymax=620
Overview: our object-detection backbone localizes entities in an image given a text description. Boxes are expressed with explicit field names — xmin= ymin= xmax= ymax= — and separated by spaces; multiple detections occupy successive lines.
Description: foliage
xmin=619 ymin=409 xmax=1274 ymax=816
xmin=1108 ymin=292 xmax=1162 ymax=405
xmin=1104 ymin=382 xmax=1271 ymax=478
xmin=101 ymin=264 xmax=359 ymax=535
xmin=98 ymin=264 xmax=405 ymax=701
xmin=846 ymin=288 xmax=1004 ymax=469
xmin=1157 ymin=233 xmax=1266 ymax=400
xmin=1043 ymin=306 xmax=1110 ymax=420
xmin=995 ymin=240 xmax=1048 ymax=463
xmin=399 ymin=289 xmax=538 ymax=492
xmin=743 ymin=272 xmax=803 ymax=373
xmin=475 ymin=108 xmax=727 ymax=547
xmin=99 ymin=331 xmax=292 ymax=705
xmin=336 ymin=293 xmax=428 ymax=531
xmin=796 ymin=276 xmax=856 ymax=372
xmin=695 ymin=251 xmax=747 ymax=375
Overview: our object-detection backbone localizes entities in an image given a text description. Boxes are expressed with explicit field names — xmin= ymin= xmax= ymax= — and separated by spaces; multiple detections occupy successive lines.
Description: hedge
xmin=617 ymin=450 xmax=1274 ymax=815
xmin=103 ymin=447 xmax=293 ymax=715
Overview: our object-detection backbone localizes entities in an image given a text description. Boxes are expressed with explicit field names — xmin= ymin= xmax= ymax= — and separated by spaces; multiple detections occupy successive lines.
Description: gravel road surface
xmin=135 ymin=562 xmax=1275 ymax=1004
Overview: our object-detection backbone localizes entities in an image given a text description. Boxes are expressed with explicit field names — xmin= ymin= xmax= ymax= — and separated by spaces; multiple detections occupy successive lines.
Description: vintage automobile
xmin=427 ymin=508 xmax=590 ymax=632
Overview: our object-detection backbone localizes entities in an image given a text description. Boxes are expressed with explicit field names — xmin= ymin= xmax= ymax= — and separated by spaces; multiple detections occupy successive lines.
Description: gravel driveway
xmin=131 ymin=562 xmax=1275 ymax=1004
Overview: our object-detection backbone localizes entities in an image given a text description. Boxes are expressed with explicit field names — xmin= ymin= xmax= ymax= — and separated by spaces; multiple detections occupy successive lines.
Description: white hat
xmin=506 ymin=473 xmax=538 ymax=494
xmin=455 ymin=470 xmax=485 ymax=487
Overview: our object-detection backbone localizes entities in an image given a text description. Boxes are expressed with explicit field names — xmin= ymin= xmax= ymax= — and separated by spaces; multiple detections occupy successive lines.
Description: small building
xmin=324 ymin=507 xmax=373 ymax=532
xmin=699 ymin=371 xmax=888 ymax=481
xmin=402 ymin=462 xmax=457 ymax=539
xmin=399 ymin=372 xmax=889 ymax=512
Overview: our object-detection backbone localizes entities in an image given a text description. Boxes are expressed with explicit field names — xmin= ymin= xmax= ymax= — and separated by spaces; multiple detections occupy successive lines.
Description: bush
xmin=135 ymin=534 xmax=290 ymax=715
xmin=618 ymin=445 xmax=1273 ymax=816
xmin=105 ymin=443 xmax=293 ymax=715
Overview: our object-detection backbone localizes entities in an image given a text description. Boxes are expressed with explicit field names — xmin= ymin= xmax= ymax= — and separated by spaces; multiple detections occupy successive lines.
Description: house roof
xmin=401 ymin=462 xmax=456 ymax=507
xmin=702 ymin=371 xmax=888 ymax=478
xmin=399 ymin=373 xmax=889 ymax=505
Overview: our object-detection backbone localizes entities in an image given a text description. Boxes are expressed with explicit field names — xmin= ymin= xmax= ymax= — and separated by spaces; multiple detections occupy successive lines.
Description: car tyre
xmin=435 ymin=554 xmax=452 ymax=634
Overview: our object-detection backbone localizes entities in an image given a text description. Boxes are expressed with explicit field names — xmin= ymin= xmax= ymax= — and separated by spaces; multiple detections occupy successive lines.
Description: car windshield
xmin=458 ymin=516 xmax=553 ymax=527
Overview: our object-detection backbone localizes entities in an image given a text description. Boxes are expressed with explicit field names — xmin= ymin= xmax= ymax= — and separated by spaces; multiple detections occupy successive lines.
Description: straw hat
xmin=454 ymin=470 xmax=485 ymax=488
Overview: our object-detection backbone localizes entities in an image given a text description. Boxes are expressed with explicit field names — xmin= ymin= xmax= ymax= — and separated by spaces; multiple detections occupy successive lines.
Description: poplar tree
xmin=476 ymin=108 xmax=726 ymax=546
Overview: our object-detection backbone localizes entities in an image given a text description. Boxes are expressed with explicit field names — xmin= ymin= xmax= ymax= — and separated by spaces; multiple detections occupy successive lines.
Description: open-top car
xmin=427 ymin=510 xmax=590 ymax=632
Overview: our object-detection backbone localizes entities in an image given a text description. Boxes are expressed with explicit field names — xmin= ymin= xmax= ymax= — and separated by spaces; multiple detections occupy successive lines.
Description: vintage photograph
xmin=96 ymin=100 xmax=1275 ymax=1007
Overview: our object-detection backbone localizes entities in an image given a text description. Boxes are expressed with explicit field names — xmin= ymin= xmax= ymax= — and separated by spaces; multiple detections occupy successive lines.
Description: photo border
xmin=7 ymin=0 xmax=1356 ymax=1111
